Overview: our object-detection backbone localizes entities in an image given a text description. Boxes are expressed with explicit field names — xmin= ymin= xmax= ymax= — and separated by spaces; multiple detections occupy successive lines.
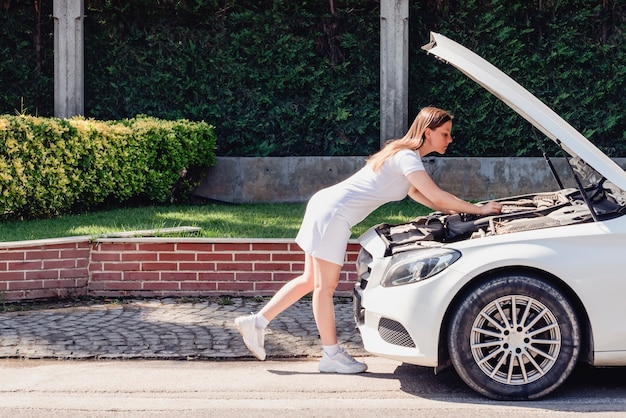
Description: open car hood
xmin=422 ymin=32 xmax=626 ymax=191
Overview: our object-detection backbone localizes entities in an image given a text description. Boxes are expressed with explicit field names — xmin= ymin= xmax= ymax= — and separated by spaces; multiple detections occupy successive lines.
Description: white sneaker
xmin=234 ymin=314 xmax=269 ymax=361
xmin=318 ymin=347 xmax=368 ymax=374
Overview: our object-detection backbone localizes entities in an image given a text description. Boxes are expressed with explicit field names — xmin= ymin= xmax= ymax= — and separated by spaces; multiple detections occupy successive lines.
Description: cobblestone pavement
xmin=0 ymin=297 xmax=366 ymax=360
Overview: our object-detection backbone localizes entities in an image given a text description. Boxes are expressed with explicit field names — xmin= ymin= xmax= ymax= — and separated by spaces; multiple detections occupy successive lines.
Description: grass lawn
xmin=0 ymin=199 xmax=432 ymax=242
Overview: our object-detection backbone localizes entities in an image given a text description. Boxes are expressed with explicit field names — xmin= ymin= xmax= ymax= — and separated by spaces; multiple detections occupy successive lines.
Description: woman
xmin=235 ymin=106 xmax=502 ymax=373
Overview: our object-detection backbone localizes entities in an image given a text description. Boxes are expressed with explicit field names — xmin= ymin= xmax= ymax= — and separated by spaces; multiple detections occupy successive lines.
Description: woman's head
xmin=402 ymin=106 xmax=453 ymax=150
xmin=368 ymin=106 xmax=454 ymax=171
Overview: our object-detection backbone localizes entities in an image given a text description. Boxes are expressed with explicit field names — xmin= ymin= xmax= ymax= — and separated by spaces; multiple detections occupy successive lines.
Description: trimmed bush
xmin=0 ymin=115 xmax=216 ymax=219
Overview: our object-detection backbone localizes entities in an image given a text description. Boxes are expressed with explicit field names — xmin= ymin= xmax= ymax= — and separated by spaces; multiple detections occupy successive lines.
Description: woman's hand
xmin=477 ymin=201 xmax=503 ymax=215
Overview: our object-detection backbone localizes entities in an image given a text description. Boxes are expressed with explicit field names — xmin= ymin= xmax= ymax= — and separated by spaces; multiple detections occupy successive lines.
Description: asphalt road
xmin=2 ymin=357 xmax=626 ymax=417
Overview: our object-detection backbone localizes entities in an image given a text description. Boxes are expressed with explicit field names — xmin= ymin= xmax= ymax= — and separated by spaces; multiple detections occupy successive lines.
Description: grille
xmin=378 ymin=318 xmax=415 ymax=348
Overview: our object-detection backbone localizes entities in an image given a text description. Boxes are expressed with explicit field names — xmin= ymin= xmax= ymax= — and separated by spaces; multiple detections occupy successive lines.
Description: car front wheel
xmin=448 ymin=273 xmax=581 ymax=400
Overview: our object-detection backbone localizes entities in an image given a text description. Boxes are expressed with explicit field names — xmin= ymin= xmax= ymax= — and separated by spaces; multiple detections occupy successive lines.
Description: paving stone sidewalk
xmin=0 ymin=297 xmax=365 ymax=360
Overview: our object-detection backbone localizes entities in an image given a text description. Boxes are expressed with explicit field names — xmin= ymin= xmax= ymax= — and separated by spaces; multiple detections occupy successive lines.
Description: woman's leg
xmin=311 ymin=256 xmax=342 ymax=346
xmin=235 ymin=254 xmax=314 ymax=361
xmin=259 ymin=254 xmax=315 ymax=321
xmin=312 ymin=256 xmax=368 ymax=374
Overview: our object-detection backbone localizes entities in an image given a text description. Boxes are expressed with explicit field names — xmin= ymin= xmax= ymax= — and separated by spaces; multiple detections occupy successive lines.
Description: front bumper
xmin=353 ymin=281 xmax=440 ymax=367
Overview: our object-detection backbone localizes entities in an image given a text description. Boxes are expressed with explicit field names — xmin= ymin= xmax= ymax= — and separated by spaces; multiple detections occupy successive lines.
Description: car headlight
xmin=381 ymin=248 xmax=461 ymax=287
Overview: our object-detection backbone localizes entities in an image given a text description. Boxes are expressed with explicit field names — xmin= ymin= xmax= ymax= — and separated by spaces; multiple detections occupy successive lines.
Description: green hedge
xmin=1 ymin=1 xmax=625 ymax=157
xmin=409 ymin=0 xmax=626 ymax=158
xmin=0 ymin=115 xmax=216 ymax=219
xmin=80 ymin=0 xmax=381 ymax=157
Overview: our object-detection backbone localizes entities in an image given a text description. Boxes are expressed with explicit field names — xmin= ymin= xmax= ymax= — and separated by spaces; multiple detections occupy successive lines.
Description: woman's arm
xmin=407 ymin=170 xmax=502 ymax=215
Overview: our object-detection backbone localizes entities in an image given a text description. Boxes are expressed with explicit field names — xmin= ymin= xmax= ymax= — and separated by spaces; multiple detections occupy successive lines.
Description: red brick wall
xmin=0 ymin=237 xmax=360 ymax=301
xmin=0 ymin=239 xmax=91 ymax=300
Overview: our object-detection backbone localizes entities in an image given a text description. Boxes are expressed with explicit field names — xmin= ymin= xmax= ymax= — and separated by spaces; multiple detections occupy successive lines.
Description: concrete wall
xmin=195 ymin=156 xmax=626 ymax=203
xmin=195 ymin=156 xmax=367 ymax=203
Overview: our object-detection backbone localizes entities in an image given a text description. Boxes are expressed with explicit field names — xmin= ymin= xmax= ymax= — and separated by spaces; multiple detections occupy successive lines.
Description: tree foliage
xmin=1 ymin=0 xmax=624 ymax=157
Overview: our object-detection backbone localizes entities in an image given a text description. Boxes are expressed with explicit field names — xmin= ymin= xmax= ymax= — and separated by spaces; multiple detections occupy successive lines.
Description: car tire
xmin=447 ymin=273 xmax=581 ymax=400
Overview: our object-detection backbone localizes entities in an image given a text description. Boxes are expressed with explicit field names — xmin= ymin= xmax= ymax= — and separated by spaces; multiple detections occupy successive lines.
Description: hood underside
xmin=422 ymin=32 xmax=626 ymax=191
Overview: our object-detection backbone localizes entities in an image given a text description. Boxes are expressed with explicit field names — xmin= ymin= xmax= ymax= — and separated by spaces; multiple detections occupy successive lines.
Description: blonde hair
xmin=367 ymin=106 xmax=453 ymax=172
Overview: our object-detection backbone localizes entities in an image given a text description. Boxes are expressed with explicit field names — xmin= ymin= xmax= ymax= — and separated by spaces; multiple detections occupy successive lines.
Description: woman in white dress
xmin=235 ymin=106 xmax=502 ymax=373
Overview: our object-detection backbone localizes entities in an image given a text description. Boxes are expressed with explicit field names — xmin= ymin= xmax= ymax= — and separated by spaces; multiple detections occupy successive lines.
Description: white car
xmin=353 ymin=32 xmax=626 ymax=400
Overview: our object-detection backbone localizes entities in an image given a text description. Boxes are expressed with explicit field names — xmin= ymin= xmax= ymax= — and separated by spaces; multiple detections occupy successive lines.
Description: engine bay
xmin=377 ymin=181 xmax=626 ymax=256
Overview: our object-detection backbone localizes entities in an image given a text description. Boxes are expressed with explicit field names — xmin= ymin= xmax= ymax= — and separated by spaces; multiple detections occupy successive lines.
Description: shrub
xmin=0 ymin=115 xmax=216 ymax=219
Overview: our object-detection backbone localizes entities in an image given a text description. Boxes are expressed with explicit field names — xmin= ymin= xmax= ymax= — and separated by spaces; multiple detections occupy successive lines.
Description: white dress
xmin=295 ymin=149 xmax=426 ymax=265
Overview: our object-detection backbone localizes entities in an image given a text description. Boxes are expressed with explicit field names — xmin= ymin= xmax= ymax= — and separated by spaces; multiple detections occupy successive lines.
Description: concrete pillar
xmin=53 ymin=0 xmax=84 ymax=118
xmin=379 ymin=0 xmax=409 ymax=148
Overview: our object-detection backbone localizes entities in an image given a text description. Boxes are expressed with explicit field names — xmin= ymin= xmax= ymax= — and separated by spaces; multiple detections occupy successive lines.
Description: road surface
xmin=2 ymin=357 xmax=625 ymax=417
